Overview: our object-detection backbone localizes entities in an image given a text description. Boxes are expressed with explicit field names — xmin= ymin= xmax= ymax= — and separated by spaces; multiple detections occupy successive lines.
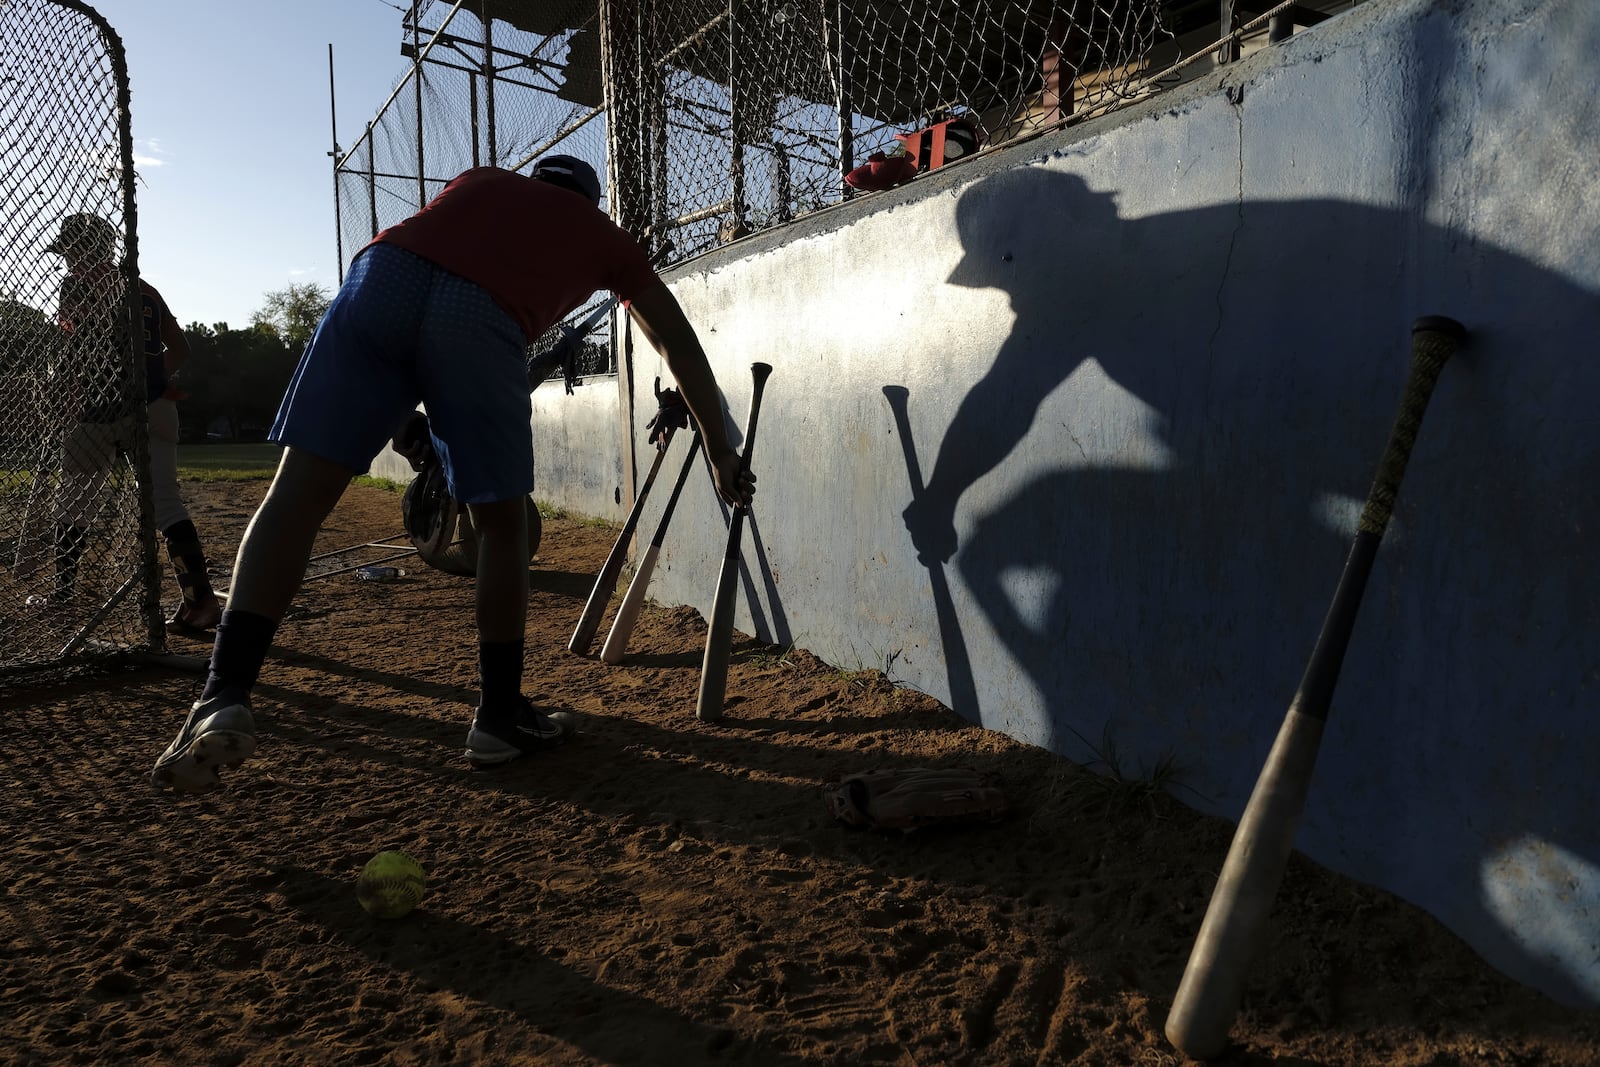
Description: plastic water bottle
xmin=356 ymin=565 xmax=406 ymax=581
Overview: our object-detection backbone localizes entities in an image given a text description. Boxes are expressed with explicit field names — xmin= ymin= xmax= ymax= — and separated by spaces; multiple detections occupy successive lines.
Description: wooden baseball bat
xmin=1164 ymin=315 xmax=1467 ymax=1060
xmin=600 ymin=432 xmax=703 ymax=664
xmin=694 ymin=362 xmax=773 ymax=721
xmin=567 ymin=426 xmax=675 ymax=655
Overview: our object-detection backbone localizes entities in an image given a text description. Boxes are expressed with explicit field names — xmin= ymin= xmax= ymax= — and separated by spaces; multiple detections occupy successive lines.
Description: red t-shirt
xmin=371 ymin=167 xmax=659 ymax=343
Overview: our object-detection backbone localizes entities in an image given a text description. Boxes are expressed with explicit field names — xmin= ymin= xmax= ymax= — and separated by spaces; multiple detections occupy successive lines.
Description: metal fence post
xmin=832 ymin=0 xmax=853 ymax=200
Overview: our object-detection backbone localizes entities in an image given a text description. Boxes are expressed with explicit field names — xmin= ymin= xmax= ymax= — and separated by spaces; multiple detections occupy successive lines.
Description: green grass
xmin=745 ymin=641 xmax=798 ymax=670
xmin=353 ymin=475 xmax=406 ymax=494
xmin=174 ymin=444 xmax=406 ymax=494
xmin=176 ymin=443 xmax=281 ymax=481
xmin=1055 ymin=721 xmax=1197 ymax=816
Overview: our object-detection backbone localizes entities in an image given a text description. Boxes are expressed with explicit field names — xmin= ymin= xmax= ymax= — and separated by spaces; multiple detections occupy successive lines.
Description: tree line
xmin=1 ymin=279 xmax=616 ymax=448
xmin=0 ymin=281 xmax=329 ymax=445
xmin=178 ymin=282 xmax=330 ymax=442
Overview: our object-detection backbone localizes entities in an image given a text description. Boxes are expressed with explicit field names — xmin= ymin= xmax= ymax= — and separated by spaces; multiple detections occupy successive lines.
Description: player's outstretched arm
xmin=626 ymin=281 xmax=754 ymax=507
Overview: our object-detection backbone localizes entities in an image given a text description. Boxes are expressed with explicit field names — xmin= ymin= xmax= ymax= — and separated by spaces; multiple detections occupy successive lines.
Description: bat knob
xmin=1411 ymin=316 xmax=1467 ymax=344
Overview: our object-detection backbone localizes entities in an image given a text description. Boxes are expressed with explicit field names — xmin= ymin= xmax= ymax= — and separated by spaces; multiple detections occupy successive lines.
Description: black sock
xmin=478 ymin=640 xmax=524 ymax=713
xmin=162 ymin=519 xmax=216 ymax=605
xmin=201 ymin=609 xmax=278 ymax=703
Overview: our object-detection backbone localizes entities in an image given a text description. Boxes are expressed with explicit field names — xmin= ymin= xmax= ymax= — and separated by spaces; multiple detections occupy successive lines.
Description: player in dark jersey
xmin=33 ymin=214 xmax=222 ymax=631
xmin=153 ymin=155 xmax=756 ymax=794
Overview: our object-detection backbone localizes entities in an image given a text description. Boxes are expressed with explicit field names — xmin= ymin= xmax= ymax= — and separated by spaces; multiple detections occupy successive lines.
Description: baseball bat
xmin=600 ymin=432 xmax=703 ymax=664
xmin=694 ymin=362 xmax=774 ymax=721
xmin=568 ymin=426 xmax=676 ymax=655
xmin=12 ymin=378 xmax=63 ymax=579
xmin=1164 ymin=315 xmax=1468 ymax=1060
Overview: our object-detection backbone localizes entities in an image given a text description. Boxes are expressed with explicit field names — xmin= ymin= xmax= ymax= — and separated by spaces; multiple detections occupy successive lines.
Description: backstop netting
xmin=0 ymin=0 xmax=164 ymax=685
xmin=339 ymin=0 xmax=1171 ymax=271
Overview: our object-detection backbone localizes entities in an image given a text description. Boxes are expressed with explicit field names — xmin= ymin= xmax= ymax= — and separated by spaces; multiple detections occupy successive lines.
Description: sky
xmin=87 ymin=0 xmax=421 ymax=329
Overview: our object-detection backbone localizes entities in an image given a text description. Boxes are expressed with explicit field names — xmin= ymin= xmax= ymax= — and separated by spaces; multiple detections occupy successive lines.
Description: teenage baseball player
xmin=152 ymin=155 xmax=756 ymax=794
xmin=32 ymin=214 xmax=223 ymax=631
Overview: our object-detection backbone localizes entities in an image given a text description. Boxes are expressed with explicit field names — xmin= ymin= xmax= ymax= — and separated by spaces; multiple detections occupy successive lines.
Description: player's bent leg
xmin=461 ymin=498 xmax=577 ymax=767
xmin=152 ymin=447 xmax=353 ymax=796
xmin=146 ymin=398 xmax=186 ymax=529
xmin=467 ymin=497 xmax=530 ymax=642
xmin=225 ymin=447 xmax=355 ymax=621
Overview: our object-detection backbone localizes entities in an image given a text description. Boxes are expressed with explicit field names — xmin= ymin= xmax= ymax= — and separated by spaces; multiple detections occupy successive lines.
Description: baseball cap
xmin=529 ymin=154 xmax=602 ymax=205
xmin=45 ymin=213 xmax=117 ymax=258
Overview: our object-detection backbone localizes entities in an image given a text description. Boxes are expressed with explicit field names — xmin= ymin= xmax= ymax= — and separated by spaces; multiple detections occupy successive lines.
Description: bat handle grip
xmin=1357 ymin=316 xmax=1467 ymax=535
xmin=735 ymin=363 xmax=774 ymax=507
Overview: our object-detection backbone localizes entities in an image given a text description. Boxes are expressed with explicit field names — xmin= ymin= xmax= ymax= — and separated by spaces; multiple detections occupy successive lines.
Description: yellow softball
xmin=356 ymin=850 xmax=426 ymax=919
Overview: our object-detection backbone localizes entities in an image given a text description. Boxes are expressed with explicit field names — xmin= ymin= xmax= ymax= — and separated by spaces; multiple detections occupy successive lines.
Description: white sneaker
xmin=465 ymin=698 xmax=576 ymax=768
xmin=151 ymin=696 xmax=257 ymax=794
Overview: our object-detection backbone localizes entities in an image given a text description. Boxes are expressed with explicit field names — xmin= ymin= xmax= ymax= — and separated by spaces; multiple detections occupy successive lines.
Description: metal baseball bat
xmin=600 ymin=432 xmax=703 ymax=664
xmin=13 ymin=470 xmax=56 ymax=579
xmin=1165 ymin=315 xmax=1467 ymax=1060
xmin=13 ymin=383 xmax=64 ymax=580
xmin=568 ymin=426 xmax=676 ymax=656
xmin=694 ymin=362 xmax=773 ymax=721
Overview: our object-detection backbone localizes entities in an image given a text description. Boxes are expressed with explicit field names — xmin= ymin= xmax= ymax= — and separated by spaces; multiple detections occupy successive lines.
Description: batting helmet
xmin=45 ymin=213 xmax=117 ymax=261
xmin=530 ymin=154 xmax=603 ymax=205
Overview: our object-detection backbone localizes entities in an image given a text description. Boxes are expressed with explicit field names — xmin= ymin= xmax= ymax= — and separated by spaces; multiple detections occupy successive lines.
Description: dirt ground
xmin=3 ymin=479 xmax=1599 ymax=1066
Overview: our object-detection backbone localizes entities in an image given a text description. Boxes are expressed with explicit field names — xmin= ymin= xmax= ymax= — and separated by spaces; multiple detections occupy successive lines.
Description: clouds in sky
xmin=132 ymin=138 xmax=165 ymax=168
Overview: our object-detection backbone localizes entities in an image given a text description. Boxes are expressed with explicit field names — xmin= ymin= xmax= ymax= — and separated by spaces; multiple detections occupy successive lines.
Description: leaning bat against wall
xmin=600 ymin=431 xmax=702 ymax=665
xmin=694 ymin=362 xmax=773 ymax=721
xmin=1164 ymin=316 xmax=1468 ymax=1060
xmin=568 ymin=427 xmax=676 ymax=656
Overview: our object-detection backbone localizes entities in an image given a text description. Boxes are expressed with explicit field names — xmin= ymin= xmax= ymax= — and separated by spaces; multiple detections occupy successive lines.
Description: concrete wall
xmin=601 ymin=0 xmax=1600 ymax=1008
xmin=529 ymin=377 xmax=628 ymax=521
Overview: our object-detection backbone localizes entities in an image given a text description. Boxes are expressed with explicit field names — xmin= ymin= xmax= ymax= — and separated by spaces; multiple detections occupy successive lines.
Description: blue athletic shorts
xmin=270 ymin=242 xmax=532 ymax=504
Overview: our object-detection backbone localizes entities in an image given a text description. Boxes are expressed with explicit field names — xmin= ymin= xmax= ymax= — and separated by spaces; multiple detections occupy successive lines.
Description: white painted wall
xmin=607 ymin=0 xmax=1600 ymax=1008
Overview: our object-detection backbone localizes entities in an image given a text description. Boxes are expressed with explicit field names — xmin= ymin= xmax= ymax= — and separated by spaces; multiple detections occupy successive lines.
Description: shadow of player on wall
xmin=893 ymin=163 xmax=1600 ymax=1007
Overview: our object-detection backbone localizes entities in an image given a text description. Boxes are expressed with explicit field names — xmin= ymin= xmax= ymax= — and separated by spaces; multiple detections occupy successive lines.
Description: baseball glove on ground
xmin=823 ymin=767 xmax=1009 ymax=832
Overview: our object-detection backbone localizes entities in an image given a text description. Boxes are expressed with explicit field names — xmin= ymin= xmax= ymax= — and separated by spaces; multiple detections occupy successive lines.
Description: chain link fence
xmin=338 ymin=3 xmax=1362 ymax=363
xmin=608 ymin=0 xmax=1173 ymax=259
xmin=335 ymin=0 xmax=1177 ymax=372
xmin=0 ymin=0 xmax=162 ymax=685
